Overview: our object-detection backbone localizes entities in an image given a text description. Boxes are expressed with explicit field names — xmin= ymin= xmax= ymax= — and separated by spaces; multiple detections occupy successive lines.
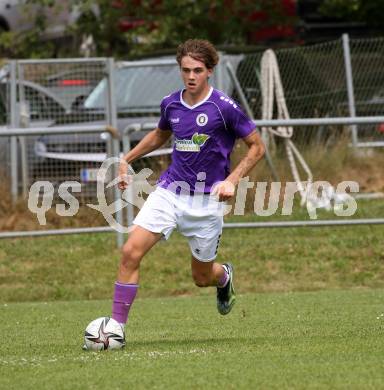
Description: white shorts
xmin=133 ymin=187 xmax=224 ymax=262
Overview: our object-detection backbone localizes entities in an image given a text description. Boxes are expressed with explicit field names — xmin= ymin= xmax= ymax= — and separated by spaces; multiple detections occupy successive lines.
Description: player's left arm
xmin=213 ymin=130 xmax=265 ymax=201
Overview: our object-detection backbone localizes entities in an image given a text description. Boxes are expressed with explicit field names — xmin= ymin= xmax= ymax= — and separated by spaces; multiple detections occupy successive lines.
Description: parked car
xmin=0 ymin=69 xmax=66 ymax=164
xmin=0 ymin=70 xmax=69 ymax=182
xmin=42 ymin=68 xmax=105 ymax=112
xmin=0 ymin=79 xmax=67 ymax=125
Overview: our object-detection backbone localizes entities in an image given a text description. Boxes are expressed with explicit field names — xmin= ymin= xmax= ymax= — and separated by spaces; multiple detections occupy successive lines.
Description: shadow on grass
xmin=128 ymin=336 xmax=260 ymax=351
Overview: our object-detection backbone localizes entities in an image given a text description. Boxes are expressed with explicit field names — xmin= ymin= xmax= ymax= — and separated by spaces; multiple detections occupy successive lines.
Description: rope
xmin=260 ymin=49 xmax=313 ymax=204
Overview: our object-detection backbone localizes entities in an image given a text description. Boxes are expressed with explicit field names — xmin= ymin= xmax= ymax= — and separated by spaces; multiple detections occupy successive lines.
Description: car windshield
xmin=84 ymin=64 xmax=183 ymax=112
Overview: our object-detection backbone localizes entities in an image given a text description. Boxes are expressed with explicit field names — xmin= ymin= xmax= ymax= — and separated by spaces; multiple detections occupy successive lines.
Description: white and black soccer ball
xmin=84 ymin=317 xmax=125 ymax=351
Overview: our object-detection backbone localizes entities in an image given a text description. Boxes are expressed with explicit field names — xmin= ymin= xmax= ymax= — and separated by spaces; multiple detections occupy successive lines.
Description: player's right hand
xmin=118 ymin=159 xmax=133 ymax=190
xmin=211 ymin=180 xmax=236 ymax=202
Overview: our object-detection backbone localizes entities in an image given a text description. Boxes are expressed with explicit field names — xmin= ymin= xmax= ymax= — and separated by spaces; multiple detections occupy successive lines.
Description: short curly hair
xmin=176 ymin=39 xmax=219 ymax=70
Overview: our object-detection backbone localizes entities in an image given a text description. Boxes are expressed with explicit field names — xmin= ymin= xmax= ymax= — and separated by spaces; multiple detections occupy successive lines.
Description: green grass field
xmin=1 ymin=290 xmax=384 ymax=389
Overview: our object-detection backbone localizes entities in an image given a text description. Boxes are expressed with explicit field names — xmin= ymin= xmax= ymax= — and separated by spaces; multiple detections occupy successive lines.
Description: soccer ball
xmin=84 ymin=317 xmax=125 ymax=351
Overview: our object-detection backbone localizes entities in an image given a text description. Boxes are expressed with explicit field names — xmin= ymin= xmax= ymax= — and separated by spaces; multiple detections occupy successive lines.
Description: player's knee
xmin=120 ymin=242 xmax=142 ymax=270
xmin=192 ymin=271 xmax=212 ymax=287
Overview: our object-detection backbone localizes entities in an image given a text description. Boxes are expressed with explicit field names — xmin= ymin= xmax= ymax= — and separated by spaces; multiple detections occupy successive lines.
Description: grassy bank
xmin=0 ymin=200 xmax=383 ymax=303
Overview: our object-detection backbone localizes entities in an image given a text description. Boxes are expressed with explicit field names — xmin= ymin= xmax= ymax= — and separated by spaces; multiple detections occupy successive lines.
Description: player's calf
xmin=118 ymin=240 xmax=147 ymax=283
xmin=192 ymin=270 xmax=214 ymax=287
xmin=191 ymin=259 xmax=223 ymax=287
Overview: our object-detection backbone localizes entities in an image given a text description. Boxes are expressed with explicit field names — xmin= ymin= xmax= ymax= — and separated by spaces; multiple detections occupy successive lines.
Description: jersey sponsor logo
xmin=170 ymin=117 xmax=180 ymax=124
xmin=220 ymin=95 xmax=238 ymax=108
xmin=175 ymin=132 xmax=210 ymax=152
xmin=196 ymin=113 xmax=208 ymax=126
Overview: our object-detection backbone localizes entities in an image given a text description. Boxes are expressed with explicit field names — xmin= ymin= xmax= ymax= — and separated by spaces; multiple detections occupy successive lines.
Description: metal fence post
xmin=122 ymin=127 xmax=134 ymax=227
xmin=106 ymin=58 xmax=125 ymax=248
xmin=16 ymin=62 xmax=29 ymax=197
xmin=216 ymin=53 xmax=225 ymax=91
xmin=342 ymin=34 xmax=358 ymax=148
xmin=10 ymin=60 xmax=18 ymax=203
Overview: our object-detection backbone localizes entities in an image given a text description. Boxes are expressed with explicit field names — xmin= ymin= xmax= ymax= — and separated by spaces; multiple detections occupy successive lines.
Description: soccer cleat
xmin=216 ymin=263 xmax=236 ymax=315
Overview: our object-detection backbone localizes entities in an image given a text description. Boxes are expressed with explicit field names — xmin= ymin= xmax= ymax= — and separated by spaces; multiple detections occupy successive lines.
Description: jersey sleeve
xmin=157 ymin=98 xmax=171 ymax=131
xmin=226 ymin=104 xmax=256 ymax=138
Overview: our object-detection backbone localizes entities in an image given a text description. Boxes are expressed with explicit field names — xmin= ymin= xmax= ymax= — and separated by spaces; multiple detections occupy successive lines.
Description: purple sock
xmin=218 ymin=265 xmax=229 ymax=287
xmin=112 ymin=282 xmax=138 ymax=325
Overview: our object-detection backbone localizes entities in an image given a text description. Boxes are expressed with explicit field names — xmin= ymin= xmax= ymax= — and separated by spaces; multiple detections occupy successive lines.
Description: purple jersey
xmin=157 ymin=87 xmax=255 ymax=193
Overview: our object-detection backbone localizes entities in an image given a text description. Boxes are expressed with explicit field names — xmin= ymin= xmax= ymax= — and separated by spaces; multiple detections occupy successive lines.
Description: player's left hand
xmin=211 ymin=180 xmax=236 ymax=202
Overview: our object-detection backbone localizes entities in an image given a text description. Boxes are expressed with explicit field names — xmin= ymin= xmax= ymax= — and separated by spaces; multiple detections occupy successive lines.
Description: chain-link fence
xmin=350 ymin=37 xmax=384 ymax=142
xmin=236 ymin=36 xmax=384 ymax=146
xmin=238 ymin=39 xmax=346 ymax=119
xmin=1 ymin=59 xmax=110 ymax=203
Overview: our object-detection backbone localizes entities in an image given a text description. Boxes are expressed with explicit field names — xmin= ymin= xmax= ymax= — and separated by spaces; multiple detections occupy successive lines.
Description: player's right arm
xmin=118 ymin=127 xmax=172 ymax=190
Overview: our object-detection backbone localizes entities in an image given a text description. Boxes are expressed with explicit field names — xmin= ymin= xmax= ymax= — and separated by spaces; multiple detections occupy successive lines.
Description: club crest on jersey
xmin=175 ymin=132 xmax=210 ymax=152
xmin=196 ymin=113 xmax=208 ymax=126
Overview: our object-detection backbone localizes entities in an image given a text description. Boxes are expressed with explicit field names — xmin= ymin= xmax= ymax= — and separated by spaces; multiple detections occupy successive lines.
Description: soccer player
xmin=112 ymin=39 xmax=265 ymax=334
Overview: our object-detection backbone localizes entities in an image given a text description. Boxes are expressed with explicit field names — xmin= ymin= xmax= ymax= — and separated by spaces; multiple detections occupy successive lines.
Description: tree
xmin=0 ymin=0 xmax=298 ymax=59
xmin=319 ymin=0 xmax=384 ymax=32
